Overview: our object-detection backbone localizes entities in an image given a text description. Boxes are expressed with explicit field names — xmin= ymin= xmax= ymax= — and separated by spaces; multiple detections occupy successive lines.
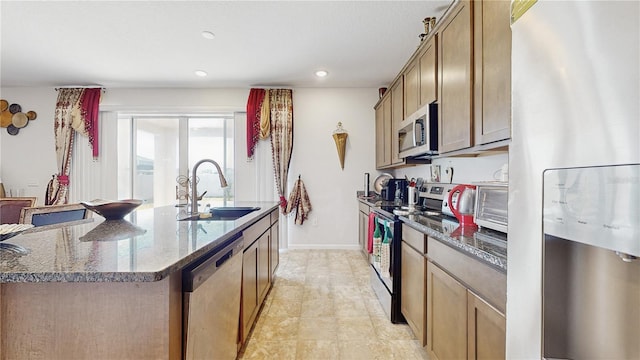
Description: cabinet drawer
xmin=270 ymin=209 xmax=279 ymax=225
xmin=427 ymin=237 xmax=506 ymax=313
xmin=243 ymin=215 xmax=270 ymax=248
xmin=402 ymin=224 xmax=426 ymax=253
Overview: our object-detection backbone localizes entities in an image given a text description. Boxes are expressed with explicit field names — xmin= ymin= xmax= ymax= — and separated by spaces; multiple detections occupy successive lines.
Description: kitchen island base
xmin=0 ymin=274 xmax=182 ymax=360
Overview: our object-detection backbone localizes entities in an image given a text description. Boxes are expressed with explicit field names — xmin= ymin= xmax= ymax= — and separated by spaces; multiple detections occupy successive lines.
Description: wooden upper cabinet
xmin=390 ymin=79 xmax=404 ymax=165
xmin=438 ymin=0 xmax=473 ymax=153
xmin=419 ymin=36 xmax=437 ymax=107
xmin=474 ymin=0 xmax=512 ymax=145
xmin=405 ymin=35 xmax=436 ymax=119
xmin=382 ymin=96 xmax=392 ymax=167
xmin=375 ymin=101 xmax=386 ymax=168
xmin=404 ymin=60 xmax=420 ymax=118
xmin=375 ymin=95 xmax=393 ymax=169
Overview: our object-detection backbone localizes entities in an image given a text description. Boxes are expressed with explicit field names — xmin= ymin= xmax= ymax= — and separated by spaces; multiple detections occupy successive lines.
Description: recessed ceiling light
xmin=315 ymin=70 xmax=328 ymax=78
xmin=201 ymin=31 xmax=215 ymax=39
xmin=195 ymin=70 xmax=208 ymax=77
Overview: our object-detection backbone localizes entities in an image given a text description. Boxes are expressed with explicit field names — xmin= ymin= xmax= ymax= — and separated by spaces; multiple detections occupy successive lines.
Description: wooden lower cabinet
xmin=257 ymin=231 xmax=271 ymax=303
xmin=241 ymin=240 xmax=259 ymax=343
xmin=270 ymin=219 xmax=279 ymax=280
xmin=241 ymin=227 xmax=271 ymax=345
xmin=468 ymin=290 xmax=506 ymax=360
xmin=358 ymin=202 xmax=370 ymax=257
xmin=427 ymin=261 xmax=468 ymax=360
xmin=240 ymin=213 xmax=280 ymax=347
xmin=400 ymin=240 xmax=427 ymax=346
xmin=426 ymin=260 xmax=506 ymax=360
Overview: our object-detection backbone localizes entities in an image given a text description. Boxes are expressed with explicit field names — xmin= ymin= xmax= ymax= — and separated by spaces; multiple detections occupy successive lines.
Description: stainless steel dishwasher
xmin=183 ymin=232 xmax=244 ymax=360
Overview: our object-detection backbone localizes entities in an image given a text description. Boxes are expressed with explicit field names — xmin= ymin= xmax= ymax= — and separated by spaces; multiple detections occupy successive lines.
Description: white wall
xmin=0 ymin=86 xmax=379 ymax=250
xmin=397 ymin=153 xmax=508 ymax=184
xmin=0 ymin=87 xmax=57 ymax=203
xmin=287 ymin=88 xmax=379 ymax=249
xmin=233 ymin=112 xmax=277 ymax=204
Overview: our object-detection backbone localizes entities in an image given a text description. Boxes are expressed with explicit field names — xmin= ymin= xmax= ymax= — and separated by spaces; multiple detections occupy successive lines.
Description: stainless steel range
xmin=369 ymin=205 xmax=404 ymax=324
xmin=420 ymin=182 xmax=457 ymax=216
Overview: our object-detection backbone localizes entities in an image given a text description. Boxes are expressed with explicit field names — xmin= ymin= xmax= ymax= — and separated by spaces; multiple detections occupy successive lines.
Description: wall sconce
xmin=332 ymin=122 xmax=348 ymax=170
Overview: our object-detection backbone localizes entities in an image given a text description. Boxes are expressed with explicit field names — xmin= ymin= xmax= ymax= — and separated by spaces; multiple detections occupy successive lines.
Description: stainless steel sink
xmin=179 ymin=207 xmax=261 ymax=221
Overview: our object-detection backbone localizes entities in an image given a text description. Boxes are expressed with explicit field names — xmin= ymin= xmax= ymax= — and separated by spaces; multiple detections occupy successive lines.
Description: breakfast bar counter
xmin=0 ymin=202 xmax=278 ymax=283
xmin=0 ymin=201 xmax=278 ymax=360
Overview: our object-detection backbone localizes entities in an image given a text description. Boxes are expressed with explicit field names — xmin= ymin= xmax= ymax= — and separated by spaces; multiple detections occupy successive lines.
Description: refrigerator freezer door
xmin=543 ymin=164 xmax=639 ymax=257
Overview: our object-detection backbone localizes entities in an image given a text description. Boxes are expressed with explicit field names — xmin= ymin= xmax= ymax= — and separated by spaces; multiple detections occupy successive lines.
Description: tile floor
xmin=238 ymin=249 xmax=429 ymax=360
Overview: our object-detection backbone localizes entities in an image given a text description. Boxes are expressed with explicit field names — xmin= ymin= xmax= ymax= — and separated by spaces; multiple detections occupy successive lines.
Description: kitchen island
xmin=0 ymin=201 xmax=279 ymax=360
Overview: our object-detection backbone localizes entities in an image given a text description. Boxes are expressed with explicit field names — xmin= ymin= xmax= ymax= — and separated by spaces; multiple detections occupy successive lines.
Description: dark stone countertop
xmin=358 ymin=197 xmax=507 ymax=273
xmin=0 ymin=202 xmax=279 ymax=283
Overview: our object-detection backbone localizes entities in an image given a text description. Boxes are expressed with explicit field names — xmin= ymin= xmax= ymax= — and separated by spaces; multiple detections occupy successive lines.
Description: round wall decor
xmin=0 ymin=98 xmax=37 ymax=135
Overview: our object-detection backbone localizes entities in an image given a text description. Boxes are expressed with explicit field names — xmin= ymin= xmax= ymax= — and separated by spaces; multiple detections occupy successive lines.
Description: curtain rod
xmin=54 ymin=86 xmax=106 ymax=92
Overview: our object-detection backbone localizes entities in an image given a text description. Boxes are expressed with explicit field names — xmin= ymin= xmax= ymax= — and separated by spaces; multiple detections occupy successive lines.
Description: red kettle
xmin=448 ymin=184 xmax=477 ymax=228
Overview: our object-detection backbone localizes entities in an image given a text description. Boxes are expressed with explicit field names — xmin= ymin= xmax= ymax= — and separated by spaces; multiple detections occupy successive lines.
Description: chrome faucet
xmin=191 ymin=159 xmax=228 ymax=214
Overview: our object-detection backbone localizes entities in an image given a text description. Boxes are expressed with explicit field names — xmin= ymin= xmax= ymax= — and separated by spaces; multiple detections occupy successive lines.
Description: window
xmin=117 ymin=114 xmax=234 ymax=209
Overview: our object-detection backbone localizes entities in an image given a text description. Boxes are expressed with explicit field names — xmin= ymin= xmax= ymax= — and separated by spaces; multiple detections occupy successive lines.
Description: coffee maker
xmin=381 ymin=179 xmax=408 ymax=202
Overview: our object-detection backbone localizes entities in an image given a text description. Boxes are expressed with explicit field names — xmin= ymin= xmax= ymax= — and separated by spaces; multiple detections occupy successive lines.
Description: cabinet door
xmin=467 ymin=290 xmax=506 ymax=360
xmin=474 ymin=0 xmax=511 ymax=144
xmin=375 ymin=103 xmax=386 ymax=168
xmin=258 ymin=232 xmax=270 ymax=303
xmin=419 ymin=36 xmax=437 ymax=107
xmin=358 ymin=210 xmax=367 ymax=256
xmin=427 ymin=261 xmax=468 ymax=360
xmin=241 ymin=242 xmax=259 ymax=342
xmin=401 ymin=241 xmax=427 ymax=346
xmin=438 ymin=0 xmax=473 ymax=153
xmin=375 ymin=95 xmax=393 ymax=168
xmin=390 ymin=79 xmax=404 ymax=165
xmin=404 ymin=61 xmax=419 ymax=117
xmin=270 ymin=221 xmax=279 ymax=279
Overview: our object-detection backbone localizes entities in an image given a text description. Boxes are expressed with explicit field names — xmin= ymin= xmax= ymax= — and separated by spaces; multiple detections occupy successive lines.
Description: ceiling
xmin=0 ymin=1 xmax=452 ymax=89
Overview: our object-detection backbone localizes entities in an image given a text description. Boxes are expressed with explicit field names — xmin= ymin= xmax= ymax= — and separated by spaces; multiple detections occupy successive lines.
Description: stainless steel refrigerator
xmin=508 ymin=1 xmax=640 ymax=359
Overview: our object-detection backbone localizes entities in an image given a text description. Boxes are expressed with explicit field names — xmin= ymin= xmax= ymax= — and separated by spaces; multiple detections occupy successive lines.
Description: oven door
xmin=369 ymin=208 xmax=405 ymax=323
xmin=371 ymin=215 xmax=395 ymax=291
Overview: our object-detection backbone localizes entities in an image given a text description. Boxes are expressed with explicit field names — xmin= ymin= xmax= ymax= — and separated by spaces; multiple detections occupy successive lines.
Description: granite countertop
xmin=0 ymin=201 xmax=279 ymax=283
xmin=358 ymin=197 xmax=507 ymax=272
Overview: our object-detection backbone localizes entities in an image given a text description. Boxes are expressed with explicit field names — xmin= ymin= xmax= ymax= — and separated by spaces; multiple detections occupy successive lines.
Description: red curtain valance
xmin=246 ymin=88 xmax=265 ymax=158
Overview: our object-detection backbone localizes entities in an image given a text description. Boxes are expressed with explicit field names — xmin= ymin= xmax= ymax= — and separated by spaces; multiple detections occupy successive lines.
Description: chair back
xmin=0 ymin=197 xmax=37 ymax=224
xmin=20 ymin=203 xmax=93 ymax=228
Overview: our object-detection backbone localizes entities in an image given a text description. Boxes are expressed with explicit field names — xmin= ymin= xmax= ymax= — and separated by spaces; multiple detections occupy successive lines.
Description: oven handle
xmin=371 ymin=210 xmax=395 ymax=223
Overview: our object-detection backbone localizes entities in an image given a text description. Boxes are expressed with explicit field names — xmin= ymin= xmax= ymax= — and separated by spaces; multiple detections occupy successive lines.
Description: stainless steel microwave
xmin=398 ymin=102 xmax=438 ymax=158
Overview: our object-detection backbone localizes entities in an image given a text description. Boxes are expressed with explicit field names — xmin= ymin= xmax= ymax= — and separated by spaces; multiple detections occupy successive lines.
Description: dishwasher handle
xmin=183 ymin=232 xmax=244 ymax=292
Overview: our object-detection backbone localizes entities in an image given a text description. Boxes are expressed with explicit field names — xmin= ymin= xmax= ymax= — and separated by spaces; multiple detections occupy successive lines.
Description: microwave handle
xmin=413 ymin=120 xmax=419 ymax=147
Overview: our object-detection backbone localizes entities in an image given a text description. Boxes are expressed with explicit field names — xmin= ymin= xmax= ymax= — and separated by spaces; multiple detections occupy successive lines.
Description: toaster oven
xmin=474 ymin=183 xmax=508 ymax=233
